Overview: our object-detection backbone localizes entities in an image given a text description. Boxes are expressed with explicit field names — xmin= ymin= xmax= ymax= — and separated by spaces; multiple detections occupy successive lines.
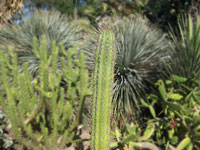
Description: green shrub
xmin=113 ymin=19 xmax=170 ymax=116
xmin=0 ymin=10 xmax=82 ymax=79
xmin=0 ymin=36 xmax=91 ymax=150
xmin=169 ymin=14 xmax=200 ymax=80
xmin=144 ymin=75 xmax=200 ymax=149
xmin=111 ymin=120 xmax=159 ymax=150
xmin=84 ymin=18 xmax=170 ymax=117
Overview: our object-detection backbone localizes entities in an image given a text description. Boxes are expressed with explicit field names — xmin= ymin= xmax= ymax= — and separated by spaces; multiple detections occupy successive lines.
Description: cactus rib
xmin=91 ymin=30 xmax=116 ymax=150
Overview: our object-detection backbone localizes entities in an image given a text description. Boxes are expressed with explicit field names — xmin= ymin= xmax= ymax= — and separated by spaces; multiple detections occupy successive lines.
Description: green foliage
xmin=84 ymin=18 xmax=170 ymax=120
xmin=169 ymin=14 xmax=200 ymax=80
xmin=111 ymin=120 xmax=159 ymax=150
xmin=40 ymin=0 xmax=75 ymax=16
xmin=103 ymin=0 xmax=191 ymax=31
xmin=144 ymin=0 xmax=190 ymax=31
xmin=80 ymin=0 xmax=117 ymax=26
xmin=91 ymin=30 xmax=116 ymax=150
xmin=0 ymin=37 xmax=91 ymax=150
xmin=22 ymin=0 xmax=192 ymax=32
xmin=146 ymin=75 xmax=200 ymax=149
xmin=176 ymin=137 xmax=191 ymax=150
xmin=0 ymin=10 xmax=82 ymax=80
xmin=102 ymin=0 xmax=147 ymax=17
xmin=112 ymin=18 xmax=169 ymax=116
xmin=23 ymin=0 xmax=117 ymax=27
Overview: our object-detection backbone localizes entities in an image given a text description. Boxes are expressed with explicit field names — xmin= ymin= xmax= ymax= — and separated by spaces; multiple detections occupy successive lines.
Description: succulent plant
xmin=0 ymin=10 xmax=82 ymax=78
xmin=91 ymin=29 xmax=116 ymax=150
xmin=0 ymin=37 xmax=91 ymax=150
xmin=112 ymin=19 xmax=170 ymax=115
xmin=84 ymin=18 xmax=170 ymax=117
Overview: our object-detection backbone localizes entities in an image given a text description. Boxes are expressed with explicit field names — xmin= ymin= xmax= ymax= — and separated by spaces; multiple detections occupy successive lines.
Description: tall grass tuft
xmin=169 ymin=14 xmax=200 ymax=80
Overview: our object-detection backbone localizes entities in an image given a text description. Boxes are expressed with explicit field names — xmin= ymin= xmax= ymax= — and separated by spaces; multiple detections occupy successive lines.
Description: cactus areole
xmin=91 ymin=30 xmax=116 ymax=150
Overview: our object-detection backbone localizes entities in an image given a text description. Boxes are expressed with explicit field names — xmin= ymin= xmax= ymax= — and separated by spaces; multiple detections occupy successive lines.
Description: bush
xmin=0 ymin=37 xmax=91 ymax=150
xmin=143 ymin=75 xmax=200 ymax=149
xmin=169 ymin=14 xmax=200 ymax=80
xmin=0 ymin=10 xmax=82 ymax=79
xmin=84 ymin=18 xmax=170 ymax=118
xmin=111 ymin=120 xmax=159 ymax=150
xmin=112 ymin=18 xmax=170 ymax=116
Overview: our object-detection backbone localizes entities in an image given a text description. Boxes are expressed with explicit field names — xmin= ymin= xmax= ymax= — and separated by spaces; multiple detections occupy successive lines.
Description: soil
xmin=5 ymin=126 xmax=92 ymax=150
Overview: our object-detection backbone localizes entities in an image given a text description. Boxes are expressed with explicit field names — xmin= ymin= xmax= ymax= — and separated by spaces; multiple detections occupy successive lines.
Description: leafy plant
xmin=145 ymin=75 xmax=200 ymax=149
xmin=0 ymin=36 xmax=91 ymax=150
xmin=0 ymin=10 xmax=82 ymax=79
xmin=91 ymin=30 xmax=116 ymax=150
xmin=110 ymin=120 xmax=159 ymax=150
xmin=169 ymin=14 xmax=200 ymax=80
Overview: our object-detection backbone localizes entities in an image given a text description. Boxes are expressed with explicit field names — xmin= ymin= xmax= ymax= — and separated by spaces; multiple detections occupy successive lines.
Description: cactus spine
xmin=91 ymin=30 xmax=116 ymax=150
xmin=0 ymin=36 xmax=91 ymax=150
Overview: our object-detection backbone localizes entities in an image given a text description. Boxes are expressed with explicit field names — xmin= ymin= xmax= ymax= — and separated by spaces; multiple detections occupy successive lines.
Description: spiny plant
xmin=0 ymin=36 xmax=91 ymax=150
xmin=169 ymin=14 xmax=200 ymax=80
xmin=84 ymin=18 xmax=170 ymax=118
xmin=112 ymin=19 xmax=170 ymax=116
xmin=91 ymin=30 xmax=116 ymax=150
xmin=0 ymin=10 xmax=81 ymax=79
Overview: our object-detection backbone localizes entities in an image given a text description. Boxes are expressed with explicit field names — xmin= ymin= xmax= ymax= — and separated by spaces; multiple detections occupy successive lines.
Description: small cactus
xmin=91 ymin=30 xmax=116 ymax=150
xmin=0 ymin=36 xmax=91 ymax=150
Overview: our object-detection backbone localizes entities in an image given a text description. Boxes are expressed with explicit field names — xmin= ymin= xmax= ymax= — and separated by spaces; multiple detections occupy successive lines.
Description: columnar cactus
xmin=91 ymin=30 xmax=116 ymax=150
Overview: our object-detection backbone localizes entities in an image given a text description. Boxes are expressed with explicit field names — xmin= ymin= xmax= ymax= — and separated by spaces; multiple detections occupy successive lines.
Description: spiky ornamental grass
xmin=0 ymin=10 xmax=81 ymax=77
xmin=0 ymin=11 xmax=93 ymax=126
xmin=169 ymin=14 xmax=200 ymax=80
xmin=84 ymin=18 xmax=170 ymax=117
xmin=113 ymin=19 xmax=170 ymax=115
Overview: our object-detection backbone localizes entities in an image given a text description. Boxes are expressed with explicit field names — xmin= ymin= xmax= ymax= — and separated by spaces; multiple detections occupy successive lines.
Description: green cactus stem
xmin=0 ymin=36 xmax=91 ymax=150
xmin=91 ymin=30 xmax=116 ymax=150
